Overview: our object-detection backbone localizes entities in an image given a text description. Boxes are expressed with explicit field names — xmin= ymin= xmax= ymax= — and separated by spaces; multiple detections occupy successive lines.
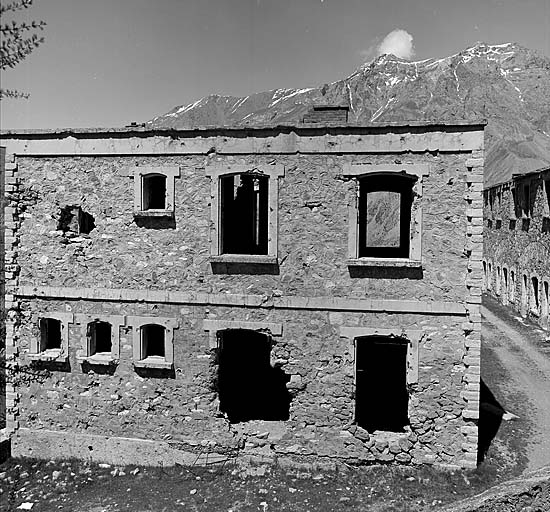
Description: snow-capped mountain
xmin=146 ymin=42 xmax=550 ymax=187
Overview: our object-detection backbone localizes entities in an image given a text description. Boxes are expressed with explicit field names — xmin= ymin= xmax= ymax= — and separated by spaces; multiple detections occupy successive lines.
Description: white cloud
xmin=377 ymin=29 xmax=416 ymax=60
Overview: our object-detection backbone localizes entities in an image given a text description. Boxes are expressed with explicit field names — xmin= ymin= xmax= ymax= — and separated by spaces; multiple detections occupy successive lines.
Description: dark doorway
xmin=355 ymin=336 xmax=409 ymax=432
xmin=217 ymin=329 xmax=290 ymax=423
xmin=88 ymin=321 xmax=112 ymax=355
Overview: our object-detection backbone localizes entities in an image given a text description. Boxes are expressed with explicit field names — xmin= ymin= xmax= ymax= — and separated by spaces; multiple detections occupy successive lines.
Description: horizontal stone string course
xmin=17 ymin=285 xmax=468 ymax=315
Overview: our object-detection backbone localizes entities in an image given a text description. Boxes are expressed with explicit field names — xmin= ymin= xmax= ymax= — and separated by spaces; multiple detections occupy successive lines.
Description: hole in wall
xmin=58 ymin=205 xmax=95 ymax=235
xmin=216 ymin=329 xmax=291 ymax=423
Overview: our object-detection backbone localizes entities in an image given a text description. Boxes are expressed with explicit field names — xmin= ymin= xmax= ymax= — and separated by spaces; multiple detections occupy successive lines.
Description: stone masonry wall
xmin=1 ymin=126 xmax=485 ymax=469
xmin=483 ymin=170 xmax=550 ymax=331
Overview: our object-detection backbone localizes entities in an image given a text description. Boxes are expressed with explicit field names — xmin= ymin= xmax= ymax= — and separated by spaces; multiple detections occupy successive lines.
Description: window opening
xmin=542 ymin=281 xmax=549 ymax=320
xmin=503 ymin=267 xmax=509 ymax=303
xmin=220 ymin=174 xmax=269 ymax=255
xmin=358 ymin=174 xmax=414 ymax=258
xmin=355 ymin=336 xmax=409 ymax=433
xmin=141 ymin=324 xmax=165 ymax=358
xmin=545 ymin=180 xmax=550 ymax=213
xmin=142 ymin=174 xmax=167 ymax=210
xmin=496 ymin=266 xmax=501 ymax=295
xmin=482 ymin=260 xmax=487 ymax=289
xmin=531 ymin=277 xmax=540 ymax=312
xmin=40 ymin=318 xmax=62 ymax=351
xmin=510 ymin=270 xmax=516 ymax=302
xmin=522 ymin=274 xmax=528 ymax=311
xmin=523 ymin=184 xmax=531 ymax=217
xmin=488 ymin=263 xmax=493 ymax=290
xmin=217 ymin=329 xmax=290 ymax=423
xmin=87 ymin=321 xmax=112 ymax=355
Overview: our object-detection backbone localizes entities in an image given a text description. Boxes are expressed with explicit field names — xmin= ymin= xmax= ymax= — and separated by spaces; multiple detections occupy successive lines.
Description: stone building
xmin=0 ymin=120 xmax=484 ymax=469
xmin=483 ymin=166 xmax=550 ymax=332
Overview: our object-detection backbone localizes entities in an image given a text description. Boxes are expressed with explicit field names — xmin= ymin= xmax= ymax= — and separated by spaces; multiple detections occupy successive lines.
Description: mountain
xmin=146 ymin=42 xmax=550 ymax=188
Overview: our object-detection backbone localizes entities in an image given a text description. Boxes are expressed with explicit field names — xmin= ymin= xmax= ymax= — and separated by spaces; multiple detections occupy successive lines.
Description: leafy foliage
xmin=0 ymin=0 xmax=46 ymax=99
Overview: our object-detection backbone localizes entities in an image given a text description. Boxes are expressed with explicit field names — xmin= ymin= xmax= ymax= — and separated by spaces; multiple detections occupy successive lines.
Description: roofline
xmin=0 ymin=120 xmax=487 ymax=138
xmin=486 ymin=165 xmax=550 ymax=190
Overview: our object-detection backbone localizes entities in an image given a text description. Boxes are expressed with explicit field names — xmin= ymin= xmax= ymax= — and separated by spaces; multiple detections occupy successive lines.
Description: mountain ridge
xmin=146 ymin=42 xmax=550 ymax=188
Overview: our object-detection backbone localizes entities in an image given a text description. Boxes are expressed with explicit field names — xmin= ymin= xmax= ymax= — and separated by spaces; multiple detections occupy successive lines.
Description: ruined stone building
xmin=0 ymin=120 xmax=484 ymax=469
xmin=483 ymin=166 xmax=550 ymax=332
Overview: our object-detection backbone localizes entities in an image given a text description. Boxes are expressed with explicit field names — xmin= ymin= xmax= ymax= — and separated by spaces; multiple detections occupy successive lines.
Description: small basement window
xmin=220 ymin=174 xmax=269 ymax=255
xmin=355 ymin=336 xmax=409 ymax=433
xmin=142 ymin=174 xmax=166 ymax=210
xmin=141 ymin=324 xmax=166 ymax=358
xmin=217 ymin=329 xmax=290 ymax=423
xmin=40 ymin=318 xmax=62 ymax=351
xmin=87 ymin=321 xmax=112 ymax=355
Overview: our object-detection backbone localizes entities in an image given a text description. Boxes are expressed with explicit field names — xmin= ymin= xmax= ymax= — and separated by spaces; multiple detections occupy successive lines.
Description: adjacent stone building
xmin=483 ymin=166 xmax=550 ymax=332
xmin=0 ymin=120 xmax=484 ymax=469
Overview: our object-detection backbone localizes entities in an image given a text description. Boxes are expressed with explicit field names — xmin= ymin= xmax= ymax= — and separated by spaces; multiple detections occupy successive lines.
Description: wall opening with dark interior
xmin=358 ymin=174 xmax=414 ymax=258
xmin=216 ymin=329 xmax=290 ymax=423
xmin=532 ymin=276 xmax=540 ymax=311
xmin=355 ymin=335 xmax=409 ymax=433
xmin=88 ymin=321 xmax=112 ymax=355
xmin=40 ymin=318 xmax=62 ymax=351
xmin=141 ymin=324 xmax=165 ymax=358
xmin=142 ymin=174 xmax=167 ymax=210
xmin=220 ymin=174 xmax=268 ymax=255
xmin=58 ymin=205 xmax=95 ymax=234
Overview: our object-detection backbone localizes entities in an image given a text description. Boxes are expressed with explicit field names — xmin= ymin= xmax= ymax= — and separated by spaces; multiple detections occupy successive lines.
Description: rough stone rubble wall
xmin=483 ymin=172 xmax=550 ymax=332
xmin=1 ymin=127 xmax=484 ymax=469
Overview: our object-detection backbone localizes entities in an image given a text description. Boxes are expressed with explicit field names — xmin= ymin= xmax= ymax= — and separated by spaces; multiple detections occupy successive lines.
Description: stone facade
xmin=0 ymin=122 xmax=485 ymax=469
xmin=483 ymin=167 xmax=550 ymax=332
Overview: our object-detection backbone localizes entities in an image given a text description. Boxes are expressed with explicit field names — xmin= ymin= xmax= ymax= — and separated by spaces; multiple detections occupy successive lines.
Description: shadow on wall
xmin=478 ymin=378 xmax=505 ymax=464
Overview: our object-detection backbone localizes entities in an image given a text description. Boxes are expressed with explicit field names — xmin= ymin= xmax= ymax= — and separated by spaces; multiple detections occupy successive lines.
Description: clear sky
xmin=1 ymin=0 xmax=549 ymax=129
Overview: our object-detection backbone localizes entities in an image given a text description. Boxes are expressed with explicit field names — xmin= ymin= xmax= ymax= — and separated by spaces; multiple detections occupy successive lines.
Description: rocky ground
xmin=1 ymin=295 xmax=549 ymax=512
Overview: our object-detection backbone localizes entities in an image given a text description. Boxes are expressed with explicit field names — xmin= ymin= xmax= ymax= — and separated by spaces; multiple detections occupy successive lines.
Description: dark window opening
xmin=503 ymin=267 xmax=508 ymax=292
xmin=358 ymin=175 xmax=414 ymax=258
xmin=523 ymin=184 xmax=531 ymax=218
xmin=88 ymin=321 xmax=112 ymax=355
xmin=220 ymin=174 xmax=269 ymax=255
xmin=40 ymin=318 xmax=62 ymax=351
xmin=217 ymin=329 xmax=290 ymax=423
xmin=141 ymin=324 xmax=165 ymax=358
xmin=355 ymin=336 xmax=409 ymax=433
xmin=545 ymin=180 xmax=550 ymax=212
xmin=142 ymin=174 xmax=167 ymax=210
xmin=532 ymin=277 xmax=540 ymax=310
xmin=58 ymin=205 xmax=95 ymax=234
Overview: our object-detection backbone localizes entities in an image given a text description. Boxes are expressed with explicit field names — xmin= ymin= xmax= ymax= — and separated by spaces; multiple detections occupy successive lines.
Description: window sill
xmin=210 ymin=254 xmax=278 ymax=265
xmin=78 ymin=353 xmax=118 ymax=366
xmin=134 ymin=210 xmax=174 ymax=218
xmin=134 ymin=357 xmax=173 ymax=370
xmin=27 ymin=349 xmax=68 ymax=362
xmin=347 ymin=258 xmax=422 ymax=269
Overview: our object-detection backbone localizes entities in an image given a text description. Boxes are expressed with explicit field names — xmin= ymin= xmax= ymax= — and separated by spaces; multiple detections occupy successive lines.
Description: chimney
xmin=303 ymin=104 xmax=349 ymax=124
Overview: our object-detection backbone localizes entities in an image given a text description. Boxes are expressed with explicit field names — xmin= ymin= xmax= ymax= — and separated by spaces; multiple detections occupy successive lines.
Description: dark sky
xmin=2 ymin=0 xmax=549 ymax=129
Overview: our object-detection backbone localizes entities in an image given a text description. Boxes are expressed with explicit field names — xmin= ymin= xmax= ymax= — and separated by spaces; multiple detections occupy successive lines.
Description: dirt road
xmin=481 ymin=296 xmax=550 ymax=472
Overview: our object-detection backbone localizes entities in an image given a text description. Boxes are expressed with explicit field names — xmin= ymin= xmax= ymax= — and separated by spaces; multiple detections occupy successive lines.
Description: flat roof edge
xmin=0 ymin=120 xmax=487 ymax=138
